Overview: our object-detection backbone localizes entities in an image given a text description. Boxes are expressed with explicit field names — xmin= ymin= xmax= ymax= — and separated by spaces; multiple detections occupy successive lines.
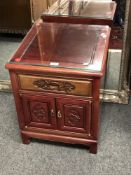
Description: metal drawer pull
xmin=51 ymin=109 xmax=55 ymax=117
xmin=57 ymin=111 xmax=62 ymax=118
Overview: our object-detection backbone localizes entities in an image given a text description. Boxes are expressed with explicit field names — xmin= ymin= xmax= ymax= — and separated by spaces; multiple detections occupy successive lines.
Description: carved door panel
xmin=21 ymin=94 xmax=57 ymax=129
xmin=56 ymin=97 xmax=92 ymax=134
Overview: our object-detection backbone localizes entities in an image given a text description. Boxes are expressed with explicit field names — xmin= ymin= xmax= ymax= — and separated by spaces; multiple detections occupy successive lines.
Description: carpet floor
xmin=0 ymin=34 xmax=22 ymax=80
xmin=0 ymin=92 xmax=130 ymax=175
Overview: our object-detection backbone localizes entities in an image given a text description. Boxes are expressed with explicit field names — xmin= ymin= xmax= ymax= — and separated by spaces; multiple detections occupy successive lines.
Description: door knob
xmin=57 ymin=110 xmax=62 ymax=118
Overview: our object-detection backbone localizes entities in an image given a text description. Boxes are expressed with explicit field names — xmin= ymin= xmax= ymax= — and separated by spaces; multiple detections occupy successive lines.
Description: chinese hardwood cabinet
xmin=5 ymin=19 xmax=110 ymax=154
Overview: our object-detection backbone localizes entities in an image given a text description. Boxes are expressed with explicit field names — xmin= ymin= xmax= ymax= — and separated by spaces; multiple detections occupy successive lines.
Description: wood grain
xmin=18 ymin=74 xmax=92 ymax=96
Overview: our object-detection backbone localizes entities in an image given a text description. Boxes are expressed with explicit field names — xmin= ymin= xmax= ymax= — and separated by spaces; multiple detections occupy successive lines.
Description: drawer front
xmin=18 ymin=75 xmax=92 ymax=96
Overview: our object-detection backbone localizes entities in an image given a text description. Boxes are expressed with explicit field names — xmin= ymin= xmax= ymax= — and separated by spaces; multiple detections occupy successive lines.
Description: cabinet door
xmin=21 ymin=94 xmax=57 ymax=129
xmin=56 ymin=97 xmax=92 ymax=135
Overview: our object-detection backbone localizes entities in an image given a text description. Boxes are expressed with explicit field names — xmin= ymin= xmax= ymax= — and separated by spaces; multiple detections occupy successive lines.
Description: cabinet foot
xmin=89 ymin=143 xmax=97 ymax=154
xmin=21 ymin=134 xmax=30 ymax=144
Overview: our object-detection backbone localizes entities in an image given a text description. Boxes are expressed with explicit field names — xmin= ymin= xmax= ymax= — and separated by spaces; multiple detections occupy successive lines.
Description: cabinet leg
xmin=89 ymin=143 xmax=97 ymax=154
xmin=21 ymin=133 xmax=30 ymax=144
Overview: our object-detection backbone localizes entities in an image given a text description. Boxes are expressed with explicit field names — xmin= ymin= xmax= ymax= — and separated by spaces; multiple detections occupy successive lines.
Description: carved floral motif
xmin=67 ymin=110 xmax=81 ymax=127
xmin=31 ymin=103 xmax=47 ymax=122
xmin=33 ymin=79 xmax=75 ymax=93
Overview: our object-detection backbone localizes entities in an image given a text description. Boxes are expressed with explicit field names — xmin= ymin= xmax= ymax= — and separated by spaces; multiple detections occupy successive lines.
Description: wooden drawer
xmin=18 ymin=75 xmax=92 ymax=97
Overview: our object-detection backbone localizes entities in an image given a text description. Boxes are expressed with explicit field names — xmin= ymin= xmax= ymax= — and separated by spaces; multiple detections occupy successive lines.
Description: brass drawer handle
xmin=57 ymin=111 xmax=62 ymax=118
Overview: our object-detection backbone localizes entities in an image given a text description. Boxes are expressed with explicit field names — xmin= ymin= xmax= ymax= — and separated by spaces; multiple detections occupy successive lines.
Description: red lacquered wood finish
xmin=56 ymin=97 xmax=92 ymax=134
xmin=5 ymin=20 xmax=110 ymax=154
xmin=21 ymin=94 xmax=57 ymax=129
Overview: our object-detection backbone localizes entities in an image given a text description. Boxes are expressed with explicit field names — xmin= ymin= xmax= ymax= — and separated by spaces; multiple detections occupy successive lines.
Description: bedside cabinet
xmin=6 ymin=19 xmax=110 ymax=154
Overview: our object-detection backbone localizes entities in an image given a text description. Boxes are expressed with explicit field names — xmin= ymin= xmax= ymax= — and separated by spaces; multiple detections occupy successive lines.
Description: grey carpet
xmin=0 ymin=92 xmax=130 ymax=175
xmin=0 ymin=34 xmax=22 ymax=80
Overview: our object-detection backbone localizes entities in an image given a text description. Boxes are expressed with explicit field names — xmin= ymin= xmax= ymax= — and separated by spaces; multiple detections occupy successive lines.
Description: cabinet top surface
xmin=7 ymin=20 xmax=110 ymax=74
xmin=42 ymin=0 xmax=116 ymax=20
